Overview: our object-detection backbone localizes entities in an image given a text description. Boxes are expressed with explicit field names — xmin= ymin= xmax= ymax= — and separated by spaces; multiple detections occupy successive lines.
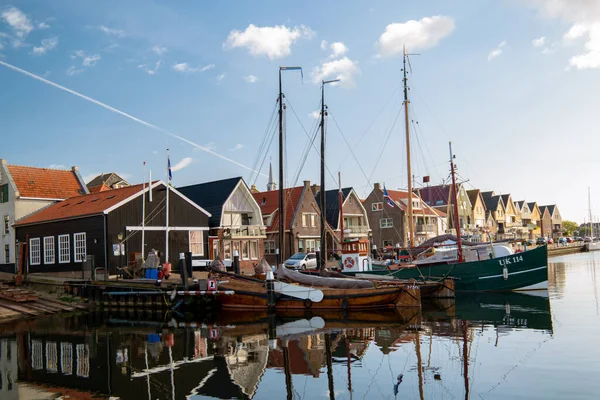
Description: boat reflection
xmin=0 ymin=291 xmax=553 ymax=399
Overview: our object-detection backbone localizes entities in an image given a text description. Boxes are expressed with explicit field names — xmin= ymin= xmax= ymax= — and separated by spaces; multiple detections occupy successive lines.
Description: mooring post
xmin=233 ymin=250 xmax=240 ymax=275
xmin=268 ymin=312 xmax=277 ymax=349
xmin=180 ymin=252 xmax=188 ymax=290
xmin=316 ymin=248 xmax=321 ymax=272
xmin=266 ymin=269 xmax=276 ymax=312
xmin=276 ymin=248 xmax=280 ymax=268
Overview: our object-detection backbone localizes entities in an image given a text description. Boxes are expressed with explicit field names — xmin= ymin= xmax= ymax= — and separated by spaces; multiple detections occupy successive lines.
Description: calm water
xmin=2 ymin=253 xmax=599 ymax=399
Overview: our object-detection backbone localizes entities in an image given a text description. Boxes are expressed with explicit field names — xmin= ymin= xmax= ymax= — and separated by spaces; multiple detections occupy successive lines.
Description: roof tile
xmin=7 ymin=165 xmax=85 ymax=199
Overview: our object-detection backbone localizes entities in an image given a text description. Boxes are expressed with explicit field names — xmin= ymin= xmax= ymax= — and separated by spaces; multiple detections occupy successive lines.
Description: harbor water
xmin=1 ymin=252 xmax=599 ymax=399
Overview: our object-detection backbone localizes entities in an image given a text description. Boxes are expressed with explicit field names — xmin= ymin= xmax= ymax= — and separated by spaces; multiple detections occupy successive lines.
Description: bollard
xmin=266 ymin=270 xmax=276 ymax=312
xmin=180 ymin=252 xmax=188 ymax=290
xmin=276 ymin=248 xmax=280 ymax=269
xmin=233 ymin=250 xmax=240 ymax=275
xmin=316 ymin=248 xmax=321 ymax=272
xmin=268 ymin=312 xmax=277 ymax=349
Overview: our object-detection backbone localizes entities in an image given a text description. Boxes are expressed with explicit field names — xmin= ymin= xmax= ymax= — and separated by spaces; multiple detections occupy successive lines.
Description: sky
xmin=1 ymin=0 xmax=599 ymax=223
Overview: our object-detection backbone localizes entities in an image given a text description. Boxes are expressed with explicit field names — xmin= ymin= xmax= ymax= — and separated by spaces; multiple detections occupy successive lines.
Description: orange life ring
xmin=344 ymin=257 xmax=355 ymax=269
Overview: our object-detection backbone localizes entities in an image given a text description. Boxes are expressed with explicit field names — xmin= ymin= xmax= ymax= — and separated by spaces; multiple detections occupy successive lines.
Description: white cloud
xmin=224 ymin=24 xmax=314 ymax=59
xmin=217 ymin=73 xmax=226 ymax=81
xmin=48 ymin=164 xmax=67 ymax=169
xmin=487 ymin=41 xmax=506 ymax=61
xmin=228 ymin=143 xmax=244 ymax=151
xmin=172 ymin=62 xmax=214 ymax=73
xmin=66 ymin=66 xmax=84 ymax=76
xmin=532 ymin=36 xmax=546 ymax=47
xmin=312 ymin=56 xmax=359 ymax=87
xmin=99 ymin=25 xmax=125 ymax=37
xmin=329 ymin=42 xmax=347 ymax=58
xmin=309 ymin=110 xmax=321 ymax=119
xmin=525 ymin=0 xmax=600 ymax=69
xmin=244 ymin=74 xmax=258 ymax=83
xmin=38 ymin=21 xmax=50 ymax=29
xmin=320 ymin=40 xmax=328 ymax=50
xmin=152 ymin=45 xmax=168 ymax=55
xmin=138 ymin=60 xmax=162 ymax=75
xmin=1 ymin=7 xmax=33 ymax=39
xmin=32 ymin=37 xmax=58 ymax=55
xmin=171 ymin=157 xmax=193 ymax=172
xmin=376 ymin=16 xmax=455 ymax=57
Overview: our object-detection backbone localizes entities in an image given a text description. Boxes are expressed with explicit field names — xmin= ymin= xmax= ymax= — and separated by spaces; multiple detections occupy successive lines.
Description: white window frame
xmin=73 ymin=232 xmax=86 ymax=262
xmin=310 ymin=213 xmax=317 ymax=227
xmin=58 ymin=234 xmax=71 ymax=264
xmin=264 ymin=240 xmax=276 ymax=255
xmin=3 ymin=215 xmax=9 ymax=235
xmin=44 ymin=236 xmax=55 ymax=264
xmin=302 ymin=214 xmax=308 ymax=227
xmin=372 ymin=202 xmax=383 ymax=211
xmin=30 ymin=238 xmax=41 ymax=265
xmin=241 ymin=240 xmax=249 ymax=260
xmin=250 ymin=240 xmax=259 ymax=260
xmin=380 ymin=218 xmax=393 ymax=229
xmin=189 ymin=230 xmax=204 ymax=256
xmin=4 ymin=244 xmax=10 ymax=264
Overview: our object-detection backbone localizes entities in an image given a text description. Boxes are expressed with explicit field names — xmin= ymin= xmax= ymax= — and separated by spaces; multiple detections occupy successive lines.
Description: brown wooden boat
xmin=213 ymin=272 xmax=421 ymax=311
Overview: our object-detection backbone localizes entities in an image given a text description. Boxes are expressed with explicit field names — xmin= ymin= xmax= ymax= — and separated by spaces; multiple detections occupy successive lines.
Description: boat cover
xmin=276 ymin=265 xmax=374 ymax=289
xmin=409 ymin=234 xmax=504 ymax=256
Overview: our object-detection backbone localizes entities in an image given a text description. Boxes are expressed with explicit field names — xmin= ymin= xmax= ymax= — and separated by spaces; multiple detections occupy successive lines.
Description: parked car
xmin=284 ymin=252 xmax=317 ymax=270
xmin=525 ymin=239 xmax=535 ymax=246
xmin=566 ymin=237 xmax=574 ymax=243
xmin=583 ymin=237 xmax=592 ymax=243
xmin=558 ymin=237 xmax=567 ymax=244
xmin=547 ymin=238 xmax=554 ymax=245
xmin=536 ymin=237 xmax=547 ymax=245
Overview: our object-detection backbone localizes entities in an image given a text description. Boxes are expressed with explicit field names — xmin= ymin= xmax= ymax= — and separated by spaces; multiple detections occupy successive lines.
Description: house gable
xmin=221 ymin=179 xmax=264 ymax=227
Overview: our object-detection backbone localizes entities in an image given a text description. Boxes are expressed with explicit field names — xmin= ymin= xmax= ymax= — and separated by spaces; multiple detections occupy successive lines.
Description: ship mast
xmin=403 ymin=46 xmax=415 ymax=249
xmin=449 ymin=142 xmax=464 ymax=262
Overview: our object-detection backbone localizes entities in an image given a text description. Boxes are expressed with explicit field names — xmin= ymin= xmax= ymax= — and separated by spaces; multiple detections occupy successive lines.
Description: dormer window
xmin=242 ymin=213 xmax=250 ymax=225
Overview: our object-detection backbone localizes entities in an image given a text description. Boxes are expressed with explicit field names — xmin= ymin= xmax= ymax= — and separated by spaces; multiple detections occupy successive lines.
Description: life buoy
xmin=344 ymin=257 xmax=355 ymax=269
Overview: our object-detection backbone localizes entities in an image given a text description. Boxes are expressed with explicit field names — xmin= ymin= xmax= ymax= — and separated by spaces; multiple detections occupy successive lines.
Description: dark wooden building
xmin=14 ymin=181 xmax=210 ymax=277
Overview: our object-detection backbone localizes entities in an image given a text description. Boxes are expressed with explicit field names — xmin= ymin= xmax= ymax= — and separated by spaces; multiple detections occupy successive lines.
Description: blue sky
xmin=1 ymin=0 xmax=599 ymax=222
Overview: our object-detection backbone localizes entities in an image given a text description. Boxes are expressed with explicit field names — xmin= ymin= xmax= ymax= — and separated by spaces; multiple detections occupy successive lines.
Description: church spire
xmin=267 ymin=160 xmax=276 ymax=191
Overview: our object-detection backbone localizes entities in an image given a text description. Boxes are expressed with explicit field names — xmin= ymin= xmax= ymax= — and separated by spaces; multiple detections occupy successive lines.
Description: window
xmin=4 ymin=244 xmax=9 ymax=264
xmin=250 ymin=240 xmax=258 ymax=259
xmin=383 ymin=240 xmax=393 ymax=247
xmin=241 ymin=240 xmax=249 ymax=260
xmin=3 ymin=215 xmax=8 ymax=234
xmin=380 ymin=218 xmax=393 ymax=228
xmin=29 ymin=238 xmax=41 ymax=265
xmin=0 ymin=184 xmax=8 ymax=203
xmin=189 ymin=231 xmax=203 ymax=255
xmin=232 ymin=241 xmax=240 ymax=257
xmin=413 ymin=201 xmax=420 ymax=209
xmin=212 ymin=240 xmax=220 ymax=258
xmin=264 ymin=240 xmax=276 ymax=255
xmin=349 ymin=196 xmax=353 ymax=204
xmin=302 ymin=214 xmax=307 ymax=227
xmin=302 ymin=213 xmax=318 ymax=227
xmin=224 ymin=241 xmax=231 ymax=259
xmin=74 ymin=233 xmax=86 ymax=262
xmin=298 ymin=239 xmax=304 ymax=252
xmin=305 ymin=239 xmax=316 ymax=251
xmin=372 ymin=202 xmax=383 ymax=211
xmin=241 ymin=213 xmax=250 ymax=225
xmin=310 ymin=214 xmax=317 ymax=227
xmin=58 ymin=234 xmax=70 ymax=263
xmin=44 ymin=236 xmax=55 ymax=264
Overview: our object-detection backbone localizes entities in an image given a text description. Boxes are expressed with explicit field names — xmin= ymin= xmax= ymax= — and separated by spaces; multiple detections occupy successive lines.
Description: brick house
xmin=539 ymin=206 xmax=553 ymax=238
xmin=87 ymin=173 xmax=130 ymax=192
xmin=466 ymin=189 xmax=488 ymax=241
xmin=481 ymin=191 xmax=508 ymax=238
xmin=526 ymin=202 xmax=542 ymax=239
xmin=365 ymin=183 xmax=445 ymax=249
xmin=418 ymin=183 xmax=473 ymax=236
xmin=253 ymin=180 xmax=323 ymax=265
xmin=539 ymin=205 xmax=562 ymax=239
xmin=0 ymin=160 xmax=89 ymax=272
xmin=178 ymin=177 xmax=266 ymax=272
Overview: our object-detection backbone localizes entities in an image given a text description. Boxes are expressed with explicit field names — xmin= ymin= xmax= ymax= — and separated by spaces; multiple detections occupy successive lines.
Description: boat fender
xmin=304 ymin=298 xmax=313 ymax=309
xmin=503 ymin=266 xmax=508 ymax=280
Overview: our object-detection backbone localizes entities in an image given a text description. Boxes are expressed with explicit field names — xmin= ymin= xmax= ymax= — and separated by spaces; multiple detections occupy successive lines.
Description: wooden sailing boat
xmin=214 ymin=67 xmax=422 ymax=311
xmin=584 ymin=187 xmax=600 ymax=251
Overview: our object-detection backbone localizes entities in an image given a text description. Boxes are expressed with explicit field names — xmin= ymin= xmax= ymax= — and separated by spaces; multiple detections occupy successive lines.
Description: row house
xmin=481 ymin=191 xmax=507 ymax=238
xmin=418 ymin=183 xmax=473 ymax=236
xmin=515 ymin=201 xmax=542 ymax=239
xmin=86 ymin=172 xmax=130 ymax=193
xmin=0 ymin=160 xmax=89 ymax=273
xmin=500 ymin=194 xmax=528 ymax=238
xmin=365 ymin=183 xmax=445 ymax=249
xmin=253 ymin=180 xmax=323 ymax=264
xmin=312 ymin=186 xmax=370 ymax=253
xmin=14 ymin=181 xmax=210 ymax=277
xmin=539 ymin=205 xmax=563 ymax=238
xmin=466 ymin=189 xmax=489 ymax=241
xmin=178 ymin=177 xmax=266 ymax=273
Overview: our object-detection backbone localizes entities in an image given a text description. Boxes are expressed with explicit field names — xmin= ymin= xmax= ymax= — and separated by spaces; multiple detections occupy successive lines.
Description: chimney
xmin=303 ymin=180 xmax=311 ymax=189
xmin=250 ymin=184 xmax=258 ymax=194
xmin=311 ymin=184 xmax=320 ymax=195
xmin=1 ymin=159 xmax=6 ymax=165
xmin=374 ymin=182 xmax=381 ymax=192
xmin=71 ymin=166 xmax=78 ymax=171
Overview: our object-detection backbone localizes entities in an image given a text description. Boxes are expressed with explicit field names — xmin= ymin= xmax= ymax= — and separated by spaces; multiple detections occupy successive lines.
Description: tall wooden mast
xmin=449 ymin=142 xmax=464 ymax=262
xmin=403 ymin=46 xmax=415 ymax=248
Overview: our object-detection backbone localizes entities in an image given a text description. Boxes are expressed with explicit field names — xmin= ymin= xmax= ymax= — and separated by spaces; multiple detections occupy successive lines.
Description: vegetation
xmin=562 ymin=220 xmax=579 ymax=236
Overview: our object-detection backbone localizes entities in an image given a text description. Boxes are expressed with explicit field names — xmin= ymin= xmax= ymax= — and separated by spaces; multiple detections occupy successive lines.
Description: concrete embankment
xmin=548 ymin=245 xmax=584 ymax=257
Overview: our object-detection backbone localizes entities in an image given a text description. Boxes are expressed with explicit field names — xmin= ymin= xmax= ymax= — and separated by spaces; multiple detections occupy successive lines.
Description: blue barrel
xmin=145 ymin=269 xmax=158 ymax=279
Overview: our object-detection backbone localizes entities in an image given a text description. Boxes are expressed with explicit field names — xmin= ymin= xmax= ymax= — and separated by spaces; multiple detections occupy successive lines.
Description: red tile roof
xmin=88 ymin=183 xmax=111 ymax=193
xmin=253 ymin=187 xmax=304 ymax=232
xmin=7 ymin=164 xmax=85 ymax=199
xmin=382 ymin=189 xmax=444 ymax=216
xmin=16 ymin=183 xmax=145 ymax=226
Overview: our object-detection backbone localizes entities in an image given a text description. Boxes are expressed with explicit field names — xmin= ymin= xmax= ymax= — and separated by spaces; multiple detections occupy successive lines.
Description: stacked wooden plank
xmin=0 ymin=283 xmax=39 ymax=302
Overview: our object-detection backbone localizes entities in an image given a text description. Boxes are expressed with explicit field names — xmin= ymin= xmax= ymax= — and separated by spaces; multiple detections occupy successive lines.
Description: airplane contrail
xmin=0 ymin=60 xmax=267 ymax=177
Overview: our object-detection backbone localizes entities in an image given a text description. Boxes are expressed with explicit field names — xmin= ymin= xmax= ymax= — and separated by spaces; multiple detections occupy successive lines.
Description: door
xmin=307 ymin=253 xmax=317 ymax=268
xmin=208 ymin=236 xmax=219 ymax=260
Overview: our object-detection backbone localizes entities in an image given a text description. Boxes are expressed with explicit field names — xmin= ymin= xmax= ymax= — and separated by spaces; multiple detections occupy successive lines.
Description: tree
xmin=562 ymin=220 xmax=579 ymax=236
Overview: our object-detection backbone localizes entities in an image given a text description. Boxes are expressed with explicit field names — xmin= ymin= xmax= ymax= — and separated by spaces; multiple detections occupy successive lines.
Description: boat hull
xmin=584 ymin=242 xmax=600 ymax=252
xmin=345 ymin=245 xmax=549 ymax=292
xmin=216 ymin=278 xmax=421 ymax=310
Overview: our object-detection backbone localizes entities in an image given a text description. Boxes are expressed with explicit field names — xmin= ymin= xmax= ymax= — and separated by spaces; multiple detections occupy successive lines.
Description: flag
xmin=167 ymin=156 xmax=172 ymax=181
xmin=383 ymin=185 xmax=395 ymax=208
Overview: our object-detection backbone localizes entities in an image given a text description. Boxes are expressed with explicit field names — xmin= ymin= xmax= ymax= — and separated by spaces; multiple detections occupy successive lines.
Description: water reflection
xmin=0 ymin=290 xmax=558 ymax=400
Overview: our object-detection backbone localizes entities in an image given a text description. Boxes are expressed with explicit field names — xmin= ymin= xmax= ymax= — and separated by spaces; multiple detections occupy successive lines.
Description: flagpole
xmin=142 ymin=161 xmax=146 ymax=260
xmin=166 ymin=149 xmax=170 ymax=264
